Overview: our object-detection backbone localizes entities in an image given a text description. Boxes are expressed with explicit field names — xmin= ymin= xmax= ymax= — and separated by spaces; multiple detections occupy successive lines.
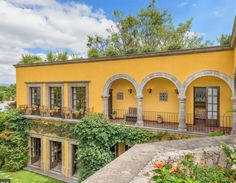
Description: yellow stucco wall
xmin=16 ymin=50 xmax=234 ymax=126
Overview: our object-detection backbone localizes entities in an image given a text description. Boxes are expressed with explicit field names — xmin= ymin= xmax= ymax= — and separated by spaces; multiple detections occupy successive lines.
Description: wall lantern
xmin=174 ymin=88 xmax=179 ymax=95
xmin=128 ymin=89 xmax=133 ymax=94
xmin=147 ymin=88 xmax=152 ymax=94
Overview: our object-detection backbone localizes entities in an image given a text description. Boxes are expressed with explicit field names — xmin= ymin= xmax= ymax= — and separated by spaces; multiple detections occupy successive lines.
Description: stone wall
xmin=83 ymin=135 xmax=236 ymax=183
xmin=130 ymin=146 xmax=228 ymax=183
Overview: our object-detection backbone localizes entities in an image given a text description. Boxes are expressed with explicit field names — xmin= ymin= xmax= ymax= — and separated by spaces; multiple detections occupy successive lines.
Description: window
xmin=50 ymin=141 xmax=62 ymax=172
xmin=159 ymin=92 xmax=168 ymax=101
xmin=31 ymin=137 xmax=41 ymax=167
xmin=30 ymin=87 xmax=41 ymax=106
xmin=117 ymin=92 xmax=124 ymax=100
xmin=49 ymin=87 xmax=62 ymax=110
xmin=72 ymin=87 xmax=86 ymax=111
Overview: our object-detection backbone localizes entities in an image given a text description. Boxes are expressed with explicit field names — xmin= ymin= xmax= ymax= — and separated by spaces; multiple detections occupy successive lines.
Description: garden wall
xmin=83 ymin=135 xmax=236 ymax=183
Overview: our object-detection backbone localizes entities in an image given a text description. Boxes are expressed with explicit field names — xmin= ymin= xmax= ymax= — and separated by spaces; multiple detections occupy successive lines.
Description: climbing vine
xmin=0 ymin=109 xmax=30 ymax=171
xmin=70 ymin=113 xmax=155 ymax=181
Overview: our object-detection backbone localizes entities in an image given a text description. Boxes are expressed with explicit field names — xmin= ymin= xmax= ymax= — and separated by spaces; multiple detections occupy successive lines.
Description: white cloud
xmin=177 ymin=2 xmax=188 ymax=8
xmin=212 ymin=9 xmax=225 ymax=17
xmin=0 ymin=0 xmax=114 ymax=84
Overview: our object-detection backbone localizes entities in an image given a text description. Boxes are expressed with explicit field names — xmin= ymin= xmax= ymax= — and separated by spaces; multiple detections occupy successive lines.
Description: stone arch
xmin=138 ymin=72 xmax=182 ymax=97
xmin=103 ymin=74 xmax=139 ymax=97
xmin=182 ymin=70 xmax=234 ymax=97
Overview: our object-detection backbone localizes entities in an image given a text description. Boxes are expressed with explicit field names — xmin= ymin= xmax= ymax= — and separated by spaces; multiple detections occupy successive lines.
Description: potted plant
xmin=111 ymin=111 xmax=117 ymax=120
xmin=32 ymin=104 xmax=38 ymax=111
xmin=73 ymin=110 xmax=81 ymax=119
xmin=62 ymin=107 xmax=70 ymax=119
xmin=157 ymin=115 xmax=163 ymax=123
xmin=50 ymin=106 xmax=59 ymax=116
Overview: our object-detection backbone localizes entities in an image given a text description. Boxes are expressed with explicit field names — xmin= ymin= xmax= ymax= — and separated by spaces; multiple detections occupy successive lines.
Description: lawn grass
xmin=0 ymin=169 xmax=63 ymax=183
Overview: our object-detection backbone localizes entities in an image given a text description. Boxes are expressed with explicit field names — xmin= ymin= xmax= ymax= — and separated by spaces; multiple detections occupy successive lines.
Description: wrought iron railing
xmin=110 ymin=109 xmax=233 ymax=134
xmin=19 ymin=105 xmax=93 ymax=120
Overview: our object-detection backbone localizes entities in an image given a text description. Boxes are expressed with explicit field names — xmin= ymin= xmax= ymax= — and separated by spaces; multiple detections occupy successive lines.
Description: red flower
xmin=169 ymin=166 xmax=177 ymax=172
xmin=153 ymin=162 xmax=166 ymax=169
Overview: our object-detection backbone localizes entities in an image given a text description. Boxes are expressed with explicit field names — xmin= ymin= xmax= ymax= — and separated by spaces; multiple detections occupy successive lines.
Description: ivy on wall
xmin=0 ymin=110 xmax=30 ymax=171
xmin=70 ymin=113 xmax=155 ymax=182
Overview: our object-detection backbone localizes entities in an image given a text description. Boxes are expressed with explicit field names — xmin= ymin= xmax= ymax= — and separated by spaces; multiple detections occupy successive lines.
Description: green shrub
xmin=0 ymin=109 xmax=30 ymax=171
xmin=70 ymin=113 xmax=154 ymax=181
xmin=222 ymin=143 xmax=236 ymax=167
xmin=208 ymin=131 xmax=224 ymax=136
xmin=152 ymin=154 xmax=236 ymax=183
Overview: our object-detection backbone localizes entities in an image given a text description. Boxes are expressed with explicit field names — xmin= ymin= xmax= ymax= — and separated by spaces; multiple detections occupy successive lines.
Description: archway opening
xmin=142 ymin=78 xmax=179 ymax=128
xmin=185 ymin=76 xmax=232 ymax=133
xmin=108 ymin=79 xmax=137 ymax=123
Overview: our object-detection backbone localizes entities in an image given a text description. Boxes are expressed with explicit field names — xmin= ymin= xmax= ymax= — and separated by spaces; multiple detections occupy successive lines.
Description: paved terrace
xmin=83 ymin=135 xmax=236 ymax=183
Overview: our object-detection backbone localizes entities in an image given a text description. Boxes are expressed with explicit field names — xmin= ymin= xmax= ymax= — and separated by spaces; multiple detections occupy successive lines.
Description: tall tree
xmin=217 ymin=34 xmax=232 ymax=46
xmin=87 ymin=0 xmax=211 ymax=58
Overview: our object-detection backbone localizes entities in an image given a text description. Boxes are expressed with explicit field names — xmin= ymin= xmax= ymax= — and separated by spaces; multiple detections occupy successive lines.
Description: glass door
xmin=207 ymin=87 xmax=219 ymax=127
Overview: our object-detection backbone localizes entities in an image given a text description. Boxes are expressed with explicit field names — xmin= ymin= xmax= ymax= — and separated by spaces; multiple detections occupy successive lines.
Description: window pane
xmin=208 ymin=104 xmax=212 ymax=111
xmin=213 ymin=97 xmax=217 ymax=103
xmin=213 ymin=88 xmax=218 ymax=95
xmin=208 ymin=88 xmax=212 ymax=95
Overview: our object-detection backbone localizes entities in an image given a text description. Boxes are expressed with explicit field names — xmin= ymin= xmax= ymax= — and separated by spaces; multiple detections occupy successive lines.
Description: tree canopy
xmin=0 ymin=84 xmax=16 ymax=103
xmin=87 ymin=0 xmax=212 ymax=58
xmin=217 ymin=34 xmax=232 ymax=46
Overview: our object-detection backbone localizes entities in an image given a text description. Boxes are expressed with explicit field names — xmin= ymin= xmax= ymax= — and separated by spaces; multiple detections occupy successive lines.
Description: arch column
xmin=232 ymin=97 xmax=236 ymax=134
xmin=136 ymin=96 xmax=143 ymax=126
xmin=178 ymin=96 xmax=187 ymax=131
xmin=102 ymin=95 xmax=109 ymax=117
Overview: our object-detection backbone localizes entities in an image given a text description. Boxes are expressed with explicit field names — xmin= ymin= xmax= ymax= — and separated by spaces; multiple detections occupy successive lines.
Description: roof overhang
xmin=231 ymin=16 xmax=236 ymax=48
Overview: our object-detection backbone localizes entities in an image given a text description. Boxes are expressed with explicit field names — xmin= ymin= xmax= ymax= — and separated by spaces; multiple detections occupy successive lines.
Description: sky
xmin=0 ymin=0 xmax=235 ymax=85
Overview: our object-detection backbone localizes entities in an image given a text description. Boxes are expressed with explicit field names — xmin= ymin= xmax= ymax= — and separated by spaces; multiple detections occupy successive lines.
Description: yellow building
xmin=15 ymin=18 xmax=236 ymax=182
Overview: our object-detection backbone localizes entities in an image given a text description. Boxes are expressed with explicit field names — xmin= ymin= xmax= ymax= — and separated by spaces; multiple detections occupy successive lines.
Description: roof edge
xmin=14 ymin=45 xmax=232 ymax=68
xmin=231 ymin=16 xmax=236 ymax=48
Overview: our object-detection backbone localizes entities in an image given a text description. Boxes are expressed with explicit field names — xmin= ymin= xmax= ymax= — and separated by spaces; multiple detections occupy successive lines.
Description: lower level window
xmin=31 ymin=137 xmax=41 ymax=167
xmin=50 ymin=141 xmax=62 ymax=172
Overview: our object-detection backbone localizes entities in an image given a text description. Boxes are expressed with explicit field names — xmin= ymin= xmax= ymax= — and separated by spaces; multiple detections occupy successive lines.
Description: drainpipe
xmin=178 ymin=97 xmax=187 ymax=132
xmin=136 ymin=96 xmax=144 ymax=126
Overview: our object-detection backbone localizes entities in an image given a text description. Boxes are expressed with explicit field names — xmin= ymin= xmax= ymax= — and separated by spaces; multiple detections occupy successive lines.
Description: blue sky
xmin=0 ymin=0 xmax=235 ymax=85
xmin=60 ymin=0 xmax=236 ymax=41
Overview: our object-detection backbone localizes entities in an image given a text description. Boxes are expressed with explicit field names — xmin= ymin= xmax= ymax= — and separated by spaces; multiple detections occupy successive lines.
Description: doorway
xmin=194 ymin=87 xmax=219 ymax=127
xmin=108 ymin=89 xmax=113 ymax=119
xmin=50 ymin=141 xmax=62 ymax=172
xmin=31 ymin=137 xmax=41 ymax=167
xmin=72 ymin=145 xmax=79 ymax=177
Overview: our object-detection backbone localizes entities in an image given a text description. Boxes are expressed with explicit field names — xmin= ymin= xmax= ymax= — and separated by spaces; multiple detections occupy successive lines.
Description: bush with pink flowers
xmin=152 ymin=154 xmax=236 ymax=183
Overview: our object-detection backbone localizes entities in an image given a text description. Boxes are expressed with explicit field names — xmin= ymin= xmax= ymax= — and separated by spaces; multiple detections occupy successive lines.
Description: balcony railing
xmin=110 ymin=109 xmax=233 ymax=134
xmin=19 ymin=105 xmax=92 ymax=120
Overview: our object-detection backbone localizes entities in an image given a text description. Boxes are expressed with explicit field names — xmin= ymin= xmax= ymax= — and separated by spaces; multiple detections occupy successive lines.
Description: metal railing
xmin=19 ymin=105 xmax=93 ymax=120
xmin=110 ymin=109 xmax=233 ymax=134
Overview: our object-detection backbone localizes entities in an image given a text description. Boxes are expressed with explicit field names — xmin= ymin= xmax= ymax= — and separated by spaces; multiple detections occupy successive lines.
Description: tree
xmin=217 ymin=34 xmax=232 ymax=46
xmin=87 ymin=0 xmax=211 ymax=58
xmin=20 ymin=54 xmax=43 ymax=64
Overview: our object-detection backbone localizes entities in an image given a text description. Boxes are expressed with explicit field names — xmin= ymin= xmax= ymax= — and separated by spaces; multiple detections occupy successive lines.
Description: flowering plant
xmin=152 ymin=154 xmax=236 ymax=183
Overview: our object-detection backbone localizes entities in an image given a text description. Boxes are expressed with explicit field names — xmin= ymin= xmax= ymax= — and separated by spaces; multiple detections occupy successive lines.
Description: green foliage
xmin=70 ymin=113 xmax=154 ymax=181
xmin=208 ymin=131 xmax=224 ymax=136
xmin=152 ymin=154 xmax=236 ymax=183
xmin=20 ymin=54 xmax=43 ymax=64
xmin=46 ymin=51 xmax=68 ymax=62
xmin=222 ymin=143 xmax=236 ymax=167
xmin=217 ymin=34 xmax=232 ymax=46
xmin=87 ymin=0 xmax=211 ymax=57
xmin=0 ymin=109 xmax=30 ymax=171
xmin=0 ymin=84 xmax=16 ymax=103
